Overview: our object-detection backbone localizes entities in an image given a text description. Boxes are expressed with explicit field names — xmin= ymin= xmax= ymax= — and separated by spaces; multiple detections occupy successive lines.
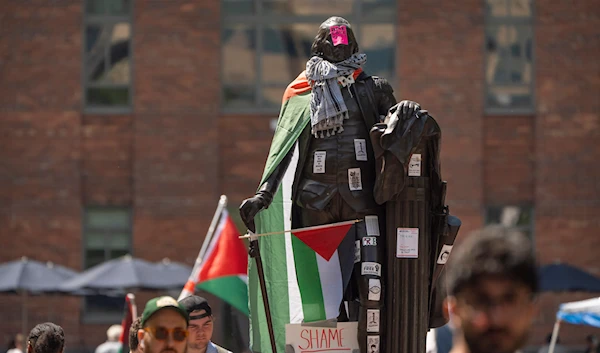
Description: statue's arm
xmin=239 ymin=147 xmax=294 ymax=232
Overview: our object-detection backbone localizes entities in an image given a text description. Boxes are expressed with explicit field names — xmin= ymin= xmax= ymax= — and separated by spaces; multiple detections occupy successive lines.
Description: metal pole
xmin=21 ymin=291 xmax=27 ymax=336
xmin=248 ymin=232 xmax=278 ymax=353
xmin=548 ymin=320 xmax=561 ymax=353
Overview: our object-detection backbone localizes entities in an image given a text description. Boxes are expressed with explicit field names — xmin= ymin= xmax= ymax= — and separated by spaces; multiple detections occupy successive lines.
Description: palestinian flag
xmin=249 ymin=70 xmax=361 ymax=353
xmin=118 ymin=293 xmax=136 ymax=353
xmin=179 ymin=209 xmax=249 ymax=315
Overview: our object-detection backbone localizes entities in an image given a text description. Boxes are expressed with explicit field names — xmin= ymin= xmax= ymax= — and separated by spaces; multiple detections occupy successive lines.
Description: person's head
xmin=8 ymin=334 xmax=24 ymax=350
xmin=106 ymin=325 xmax=122 ymax=342
xmin=129 ymin=317 xmax=142 ymax=353
xmin=587 ymin=334 xmax=599 ymax=348
xmin=138 ymin=296 xmax=190 ymax=353
xmin=26 ymin=323 xmax=65 ymax=353
xmin=444 ymin=226 xmax=538 ymax=353
xmin=311 ymin=16 xmax=359 ymax=63
xmin=178 ymin=296 xmax=214 ymax=352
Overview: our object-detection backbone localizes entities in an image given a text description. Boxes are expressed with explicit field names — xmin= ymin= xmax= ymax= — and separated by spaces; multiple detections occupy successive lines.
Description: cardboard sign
xmin=286 ymin=322 xmax=359 ymax=353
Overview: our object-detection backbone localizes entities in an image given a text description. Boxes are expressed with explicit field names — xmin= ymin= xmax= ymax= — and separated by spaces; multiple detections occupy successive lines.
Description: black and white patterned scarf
xmin=305 ymin=53 xmax=367 ymax=138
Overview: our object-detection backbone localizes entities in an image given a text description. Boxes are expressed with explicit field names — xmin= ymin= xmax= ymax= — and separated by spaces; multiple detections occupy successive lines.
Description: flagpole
xmin=128 ymin=293 xmax=137 ymax=319
xmin=248 ymin=231 xmax=278 ymax=353
xmin=179 ymin=195 xmax=228 ymax=300
xmin=238 ymin=219 xmax=361 ymax=239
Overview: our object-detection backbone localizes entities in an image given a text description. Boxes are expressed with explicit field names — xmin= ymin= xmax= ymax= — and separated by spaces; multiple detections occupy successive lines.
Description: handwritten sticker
xmin=348 ymin=168 xmax=363 ymax=191
xmin=397 ymin=228 xmax=419 ymax=258
xmin=437 ymin=244 xmax=453 ymax=264
xmin=368 ymin=279 xmax=381 ymax=301
xmin=330 ymin=25 xmax=348 ymax=46
xmin=313 ymin=151 xmax=326 ymax=174
xmin=367 ymin=309 xmax=380 ymax=332
xmin=367 ymin=336 xmax=380 ymax=353
xmin=365 ymin=215 xmax=380 ymax=236
xmin=354 ymin=139 xmax=368 ymax=161
xmin=408 ymin=154 xmax=421 ymax=176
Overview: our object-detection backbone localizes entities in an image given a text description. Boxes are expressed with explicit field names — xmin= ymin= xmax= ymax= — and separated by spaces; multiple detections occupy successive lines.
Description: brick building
xmin=0 ymin=0 xmax=598 ymax=351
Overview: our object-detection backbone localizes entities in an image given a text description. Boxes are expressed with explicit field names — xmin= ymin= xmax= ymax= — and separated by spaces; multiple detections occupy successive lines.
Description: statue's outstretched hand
xmin=239 ymin=195 xmax=268 ymax=233
xmin=393 ymin=100 xmax=422 ymax=120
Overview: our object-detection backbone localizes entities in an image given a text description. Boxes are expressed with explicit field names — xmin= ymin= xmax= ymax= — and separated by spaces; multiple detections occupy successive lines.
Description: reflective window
xmin=222 ymin=0 xmax=396 ymax=111
xmin=485 ymin=0 xmax=534 ymax=113
xmin=84 ymin=0 xmax=132 ymax=111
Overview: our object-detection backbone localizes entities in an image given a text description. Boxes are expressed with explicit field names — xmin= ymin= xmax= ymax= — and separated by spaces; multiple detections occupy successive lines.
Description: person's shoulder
xmin=213 ymin=343 xmax=232 ymax=353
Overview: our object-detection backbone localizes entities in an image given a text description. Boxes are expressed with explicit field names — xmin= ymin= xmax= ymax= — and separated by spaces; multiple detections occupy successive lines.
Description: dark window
xmin=485 ymin=205 xmax=534 ymax=239
xmin=485 ymin=0 xmax=534 ymax=114
xmin=222 ymin=0 xmax=396 ymax=112
xmin=84 ymin=0 xmax=132 ymax=112
xmin=83 ymin=207 xmax=132 ymax=322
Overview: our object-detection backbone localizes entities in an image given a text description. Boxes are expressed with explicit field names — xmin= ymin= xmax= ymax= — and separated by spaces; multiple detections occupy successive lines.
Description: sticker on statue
xmin=365 ymin=215 xmax=380 ymax=236
xmin=362 ymin=237 xmax=377 ymax=246
xmin=354 ymin=240 xmax=361 ymax=264
xmin=437 ymin=244 xmax=453 ymax=264
xmin=313 ymin=151 xmax=326 ymax=174
xmin=366 ymin=309 xmax=380 ymax=333
xmin=348 ymin=168 xmax=363 ymax=191
xmin=361 ymin=262 xmax=381 ymax=277
xmin=330 ymin=25 xmax=349 ymax=46
xmin=368 ymin=279 xmax=381 ymax=301
xmin=367 ymin=336 xmax=380 ymax=353
xmin=354 ymin=139 xmax=368 ymax=161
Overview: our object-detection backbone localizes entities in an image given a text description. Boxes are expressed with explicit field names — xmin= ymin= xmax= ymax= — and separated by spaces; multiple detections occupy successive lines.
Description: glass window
xmin=485 ymin=205 xmax=533 ymax=239
xmin=83 ymin=207 xmax=132 ymax=322
xmin=222 ymin=0 xmax=397 ymax=111
xmin=485 ymin=0 xmax=534 ymax=113
xmin=84 ymin=0 xmax=132 ymax=112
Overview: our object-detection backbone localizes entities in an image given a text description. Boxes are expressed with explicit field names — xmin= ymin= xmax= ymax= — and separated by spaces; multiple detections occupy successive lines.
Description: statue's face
xmin=311 ymin=17 xmax=359 ymax=63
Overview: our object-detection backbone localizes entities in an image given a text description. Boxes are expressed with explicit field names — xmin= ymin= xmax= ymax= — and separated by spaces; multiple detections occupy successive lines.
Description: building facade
xmin=0 ymin=0 xmax=598 ymax=351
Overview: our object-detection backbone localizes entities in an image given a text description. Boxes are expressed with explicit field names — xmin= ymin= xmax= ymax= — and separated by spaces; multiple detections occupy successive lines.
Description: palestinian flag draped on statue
xmin=249 ymin=70 xmax=361 ymax=353
xmin=179 ymin=209 xmax=249 ymax=315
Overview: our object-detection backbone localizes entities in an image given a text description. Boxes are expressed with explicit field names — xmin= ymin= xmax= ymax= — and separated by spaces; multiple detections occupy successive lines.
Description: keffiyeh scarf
xmin=305 ymin=53 xmax=367 ymax=138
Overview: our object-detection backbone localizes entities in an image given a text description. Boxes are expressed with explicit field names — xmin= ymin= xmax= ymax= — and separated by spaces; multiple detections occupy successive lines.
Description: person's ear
xmin=137 ymin=330 xmax=145 ymax=350
xmin=444 ymin=296 xmax=460 ymax=326
xmin=27 ymin=342 xmax=33 ymax=353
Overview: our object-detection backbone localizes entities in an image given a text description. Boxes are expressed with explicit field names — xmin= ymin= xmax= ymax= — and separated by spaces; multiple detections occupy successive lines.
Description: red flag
xmin=292 ymin=220 xmax=356 ymax=261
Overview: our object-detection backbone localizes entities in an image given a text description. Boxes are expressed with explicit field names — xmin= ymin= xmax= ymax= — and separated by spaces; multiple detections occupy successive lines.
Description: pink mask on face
xmin=330 ymin=25 xmax=348 ymax=46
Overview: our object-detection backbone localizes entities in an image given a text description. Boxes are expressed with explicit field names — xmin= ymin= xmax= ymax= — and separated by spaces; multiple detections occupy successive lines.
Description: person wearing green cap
xmin=137 ymin=296 xmax=190 ymax=353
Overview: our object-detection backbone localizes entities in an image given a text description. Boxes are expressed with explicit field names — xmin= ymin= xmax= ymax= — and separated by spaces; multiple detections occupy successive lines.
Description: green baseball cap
xmin=141 ymin=296 xmax=189 ymax=326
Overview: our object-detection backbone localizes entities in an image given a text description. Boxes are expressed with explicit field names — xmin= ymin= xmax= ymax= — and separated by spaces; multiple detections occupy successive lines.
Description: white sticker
xmin=313 ymin=151 xmax=326 ymax=174
xmin=354 ymin=139 xmax=368 ymax=161
xmin=365 ymin=215 xmax=380 ymax=236
xmin=396 ymin=228 xmax=419 ymax=258
xmin=361 ymin=262 xmax=381 ymax=277
xmin=348 ymin=168 xmax=363 ymax=191
xmin=362 ymin=237 xmax=377 ymax=246
xmin=408 ymin=153 xmax=422 ymax=176
xmin=367 ymin=336 xmax=380 ymax=353
xmin=354 ymin=240 xmax=361 ymax=264
xmin=368 ymin=279 xmax=381 ymax=301
xmin=366 ymin=309 xmax=380 ymax=333
xmin=437 ymin=244 xmax=453 ymax=264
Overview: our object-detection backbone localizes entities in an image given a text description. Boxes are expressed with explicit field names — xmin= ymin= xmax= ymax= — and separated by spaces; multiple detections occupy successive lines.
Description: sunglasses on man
xmin=144 ymin=327 xmax=189 ymax=342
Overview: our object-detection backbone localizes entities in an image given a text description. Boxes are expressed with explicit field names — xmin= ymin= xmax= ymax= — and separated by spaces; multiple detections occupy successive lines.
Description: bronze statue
xmin=240 ymin=16 xmax=426 ymax=353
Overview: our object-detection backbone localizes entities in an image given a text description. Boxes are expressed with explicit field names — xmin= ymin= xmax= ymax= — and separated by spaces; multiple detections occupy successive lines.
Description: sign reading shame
xmin=286 ymin=322 xmax=359 ymax=353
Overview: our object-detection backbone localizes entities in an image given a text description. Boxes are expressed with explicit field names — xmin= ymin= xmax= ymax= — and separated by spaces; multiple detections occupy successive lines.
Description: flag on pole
xmin=179 ymin=209 xmax=249 ymax=315
xmin=249 ymin=69 xmax=362 ymax=353
xmin=118 ymin=293 xmax=136 ymax=353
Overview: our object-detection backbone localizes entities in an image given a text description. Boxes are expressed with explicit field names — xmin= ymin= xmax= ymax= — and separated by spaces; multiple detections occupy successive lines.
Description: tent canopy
xmin=557 ymin=297 xmax=600 ymax=328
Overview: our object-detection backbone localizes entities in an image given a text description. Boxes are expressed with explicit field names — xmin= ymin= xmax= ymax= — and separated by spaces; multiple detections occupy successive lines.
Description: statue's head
xmin=311 ymin=16 xmax=359 ymax=63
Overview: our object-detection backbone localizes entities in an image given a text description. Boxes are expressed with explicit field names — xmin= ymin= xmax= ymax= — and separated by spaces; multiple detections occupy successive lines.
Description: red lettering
xmin=320 ymin=329 xmax=328 ymax=348
xmin=339 ymin=328 xmax=344 ymax=346
xmin=310 ymin=329 xmax=319 ymax=348
xmin=299 ymin=329 xmax=310 ymax=350
xmin=328 ymin=329 xmax=339 ymax=347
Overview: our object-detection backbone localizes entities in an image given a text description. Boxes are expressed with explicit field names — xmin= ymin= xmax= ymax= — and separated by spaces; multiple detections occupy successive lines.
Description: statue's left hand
xmin=393 ymin=100 xmax=422 ymax=120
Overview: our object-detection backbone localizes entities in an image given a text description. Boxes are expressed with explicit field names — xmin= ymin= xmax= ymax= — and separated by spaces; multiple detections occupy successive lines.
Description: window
xmin=485 ymin=205 xmax=534 ymax=239
xmin=83 ymin=0 xmax=132 ymax=112
xmin=222 ymin=0 xmax=396 ymax=111
xmin=83 ymin=207 xmax=132 ymax=322
xmin=484 ymin=0 xmax=534 ymax=113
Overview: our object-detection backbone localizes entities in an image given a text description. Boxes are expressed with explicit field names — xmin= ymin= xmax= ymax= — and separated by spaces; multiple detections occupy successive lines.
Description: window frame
xmin=483 ymin=0 xmax=536 ymax=115
xmin=81 ymin=206 xmax=133 ymax=323
xmin=221 ymin=0 xmax=397 ymax=113
xmin=82 ymin=0 xmax=134 ymax=114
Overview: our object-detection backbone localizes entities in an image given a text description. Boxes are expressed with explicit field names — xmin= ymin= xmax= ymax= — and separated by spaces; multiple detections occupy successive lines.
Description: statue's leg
xmin=342 ymin=206 xmax=385 ymax=353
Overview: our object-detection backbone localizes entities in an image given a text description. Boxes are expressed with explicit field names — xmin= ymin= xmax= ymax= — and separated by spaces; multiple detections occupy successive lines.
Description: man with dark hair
xmin=178 ymin=295 xmax=231 ymax=353
xmin=129 ymin=317 xmax=142 ymax=353
xmin=444 ymin=226 xmax=538 ymax=353
xmin=137 ymin=296 xmax=189 ymax=353
xmin=26 ymin=323 xmax=64 ymax=353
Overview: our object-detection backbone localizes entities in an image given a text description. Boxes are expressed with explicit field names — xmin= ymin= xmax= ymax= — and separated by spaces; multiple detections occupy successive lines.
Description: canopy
xmin=556 ymin=297 xmax=600 ymax=327
xmin=539 ymin=263 xmax=600 ymax=292
xmin=0 ymin=257 xmax=78 ymax=293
